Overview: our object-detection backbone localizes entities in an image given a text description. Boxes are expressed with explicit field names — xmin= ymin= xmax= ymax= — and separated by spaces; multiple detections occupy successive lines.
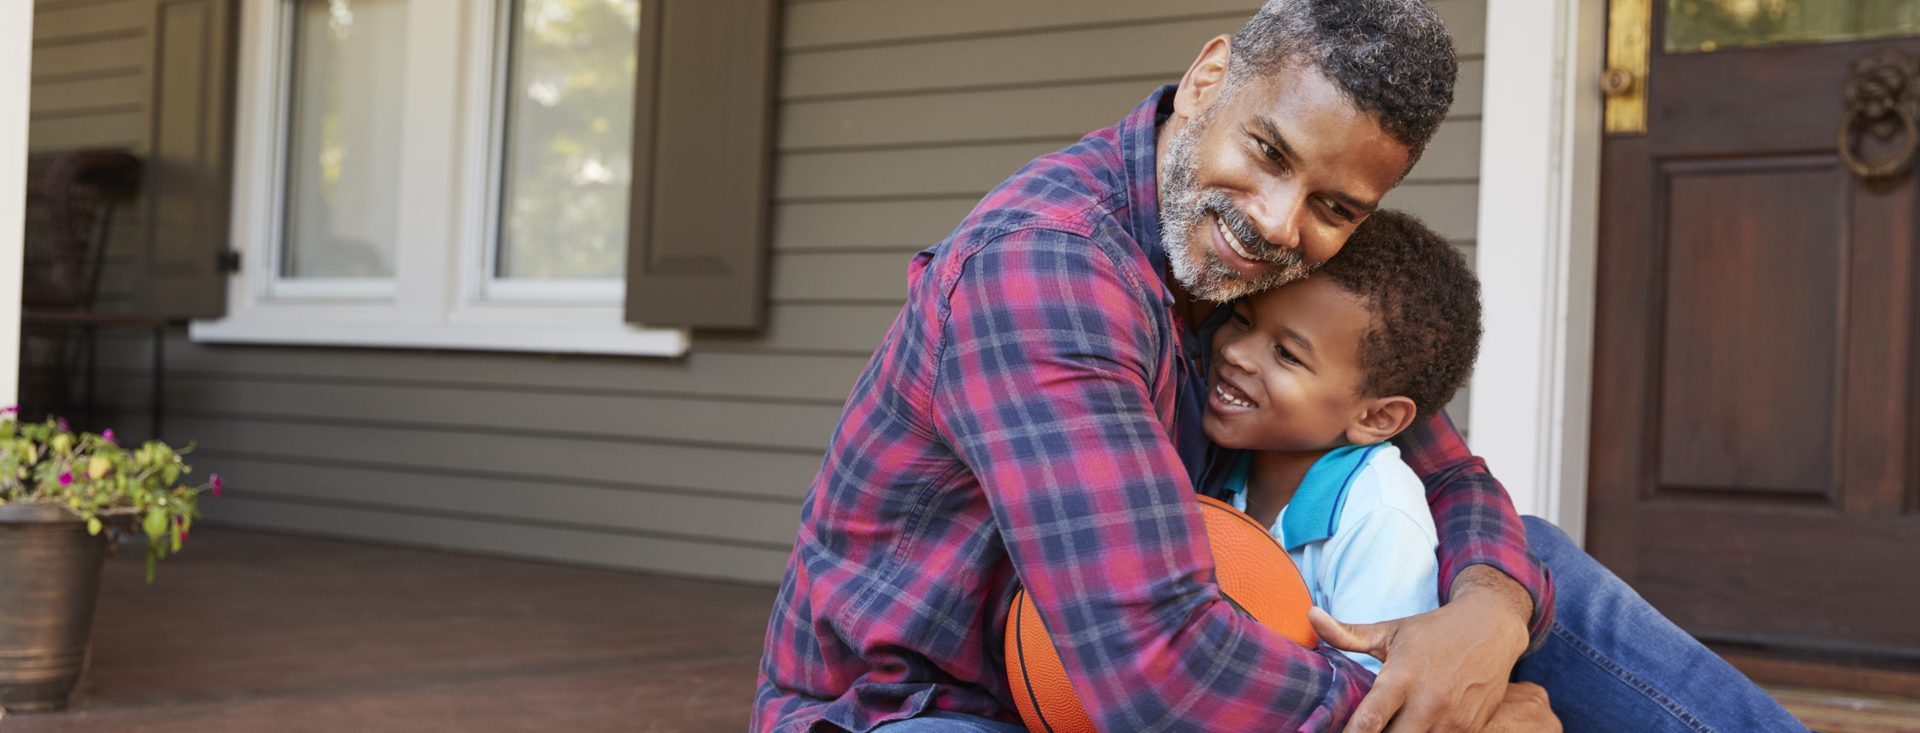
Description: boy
xmin=1203 ymin=209 xmax=1480 ymax=673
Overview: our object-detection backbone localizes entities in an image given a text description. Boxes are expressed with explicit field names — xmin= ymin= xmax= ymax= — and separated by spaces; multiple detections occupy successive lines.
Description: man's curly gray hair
xmin=1228 ymin=0 xmax=1458 ymax=165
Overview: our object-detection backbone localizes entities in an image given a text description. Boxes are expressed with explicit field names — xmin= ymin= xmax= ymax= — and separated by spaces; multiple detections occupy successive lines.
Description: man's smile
xmin=1208 ymin=210 xmax=1282 ymax=281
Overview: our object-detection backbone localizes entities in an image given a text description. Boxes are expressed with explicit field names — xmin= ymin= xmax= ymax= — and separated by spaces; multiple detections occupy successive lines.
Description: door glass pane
xmin=282 ymin=0 xmax=406 ymax=279
xmin=494 ymin=0 xmax=641 ymax=281
xmin=1666 ymin=0 xmax=1920 ymax=53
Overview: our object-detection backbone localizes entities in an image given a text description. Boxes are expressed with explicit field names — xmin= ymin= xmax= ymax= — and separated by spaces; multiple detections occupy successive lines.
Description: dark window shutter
xmin=140 ymin=0 xmax=237 ymax=319
xmin=624 ymin=0 xmax=779 ymax=331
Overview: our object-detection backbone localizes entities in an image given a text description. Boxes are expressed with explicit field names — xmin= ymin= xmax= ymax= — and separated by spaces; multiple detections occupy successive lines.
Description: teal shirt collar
xmin=1225 ymin=443 xmax=1385 ymax=551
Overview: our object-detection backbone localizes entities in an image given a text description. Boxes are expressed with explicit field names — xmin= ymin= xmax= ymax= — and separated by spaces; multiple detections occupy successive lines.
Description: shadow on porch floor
xmin=0 ymin=528 xmax=774 ymax=732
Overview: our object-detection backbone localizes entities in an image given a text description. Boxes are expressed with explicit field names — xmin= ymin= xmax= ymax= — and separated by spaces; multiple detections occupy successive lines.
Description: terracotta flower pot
xmin=0 ymin=503 xmax=108 ymax=713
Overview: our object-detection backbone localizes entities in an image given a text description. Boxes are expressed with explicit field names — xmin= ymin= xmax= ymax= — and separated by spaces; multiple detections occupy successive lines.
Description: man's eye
xmin=1323 ymin=197 xmax=1356 ymax=223
xmin=1258 ymin=141 xmax=1281 ymax=163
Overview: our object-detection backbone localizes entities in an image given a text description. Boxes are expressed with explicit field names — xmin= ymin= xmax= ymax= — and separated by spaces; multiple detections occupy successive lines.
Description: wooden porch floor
xmin=3 ymin=528 xmax=1914 ymax=732
xmin=0 ymin=528 xmax=774 ymax=732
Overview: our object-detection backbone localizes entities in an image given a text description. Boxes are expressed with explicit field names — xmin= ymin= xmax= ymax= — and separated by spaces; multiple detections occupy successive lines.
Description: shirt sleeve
xmin=1316 ymin=504 xmax=1443 ymax=675
xmin=1392 ymin=412 xmax=1557 ymax=651
xmin=930 ymin=229 xmax=1372 ymax=731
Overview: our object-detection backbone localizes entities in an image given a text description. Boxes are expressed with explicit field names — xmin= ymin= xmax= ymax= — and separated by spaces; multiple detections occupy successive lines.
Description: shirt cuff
xmin=1441 ymin=556 xmax=1557 ymax=655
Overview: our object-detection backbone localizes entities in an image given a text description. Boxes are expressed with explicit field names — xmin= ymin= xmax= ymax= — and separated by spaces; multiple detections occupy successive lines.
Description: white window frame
xmin=468 ymin=0 xmax=626 ymax=305
xmin=192 ymin=0 xmax=688 ymax=357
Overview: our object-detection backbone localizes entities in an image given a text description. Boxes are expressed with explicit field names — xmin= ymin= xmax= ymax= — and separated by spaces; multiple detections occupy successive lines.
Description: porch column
xmin=0 ymin=0 xmax=32 ymax=408
xmin=1468 ymin=0 xmax=1605 ymax=543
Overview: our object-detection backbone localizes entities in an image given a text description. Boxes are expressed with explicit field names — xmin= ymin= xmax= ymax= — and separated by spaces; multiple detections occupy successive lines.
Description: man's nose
xmin=1249 ymin=190 xmax=1307 ymax=254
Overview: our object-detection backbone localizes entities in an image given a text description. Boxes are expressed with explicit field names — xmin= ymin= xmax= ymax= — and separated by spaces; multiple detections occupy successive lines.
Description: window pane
xmin=1666 ymin=0 xmax=1920 ymax=53
xmin=495 ymin=0 xmax=641 ymax=281
xmin=282 ymin=0 xmax=406 ymax=279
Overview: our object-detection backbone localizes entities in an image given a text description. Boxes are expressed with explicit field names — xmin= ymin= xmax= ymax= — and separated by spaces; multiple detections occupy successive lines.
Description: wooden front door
xmin=1589 ymin=1 xmax=1920 ymax=662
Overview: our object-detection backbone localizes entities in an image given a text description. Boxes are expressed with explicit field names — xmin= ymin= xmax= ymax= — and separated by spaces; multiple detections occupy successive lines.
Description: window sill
xmin=188 ymin=314 xmax=690 ymax=357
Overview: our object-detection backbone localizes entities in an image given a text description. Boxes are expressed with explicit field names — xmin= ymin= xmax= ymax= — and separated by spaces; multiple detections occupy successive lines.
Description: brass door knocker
xmin=1839 ymin=49 xmax=1920 ymax=182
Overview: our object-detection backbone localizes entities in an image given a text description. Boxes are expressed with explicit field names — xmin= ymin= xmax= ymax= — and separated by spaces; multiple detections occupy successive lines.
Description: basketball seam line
xmin=1014 ymin=588 xmax=1060 ymax=733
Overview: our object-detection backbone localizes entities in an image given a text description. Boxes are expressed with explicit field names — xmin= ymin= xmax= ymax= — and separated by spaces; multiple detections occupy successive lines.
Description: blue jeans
xmin=883 ymin=518 xmax=1808 ymax=732
xmin=870 ymin=711 xmax=1028 ymax=732
xmin=1516 ymin=516 xmax=1807 ymax=732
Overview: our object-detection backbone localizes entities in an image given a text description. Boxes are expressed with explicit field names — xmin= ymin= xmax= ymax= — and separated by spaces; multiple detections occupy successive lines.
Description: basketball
xmin=1003 ymin=494 xmax=1319 ymax=733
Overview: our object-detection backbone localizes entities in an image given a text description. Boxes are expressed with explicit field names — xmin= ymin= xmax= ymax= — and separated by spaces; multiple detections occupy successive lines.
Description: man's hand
xmin=1484 ymin=683 xmax=1558 ymax=732
xmin=1310 ymin=565 xmax=1534 ymax=732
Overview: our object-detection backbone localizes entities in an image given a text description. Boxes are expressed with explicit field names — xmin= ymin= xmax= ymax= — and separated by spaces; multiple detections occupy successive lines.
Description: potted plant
xmin=0 ymin=410 xmax=218 ymax=712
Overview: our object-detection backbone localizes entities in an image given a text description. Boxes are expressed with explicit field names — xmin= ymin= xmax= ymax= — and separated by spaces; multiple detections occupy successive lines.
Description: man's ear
xmin=1345 ymin=396 xmax=1418 ymax=446
xmin=1172 ymin=35 xmax=1234 ymax=126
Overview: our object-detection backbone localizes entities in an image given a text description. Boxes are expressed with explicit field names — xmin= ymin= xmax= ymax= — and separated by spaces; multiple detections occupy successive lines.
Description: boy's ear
xmin=1346 ymin=396 xmax=1419 ymax=446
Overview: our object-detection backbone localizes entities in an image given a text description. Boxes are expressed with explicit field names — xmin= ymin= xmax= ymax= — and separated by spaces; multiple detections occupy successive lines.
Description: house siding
xmin=60 ymin=0 xmax=1488 ymax=584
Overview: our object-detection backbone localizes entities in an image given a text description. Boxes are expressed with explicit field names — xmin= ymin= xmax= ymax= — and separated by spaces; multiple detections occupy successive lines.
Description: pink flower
xmin=55 ymin=417 xmax=70 ymax=432
xmin=101 ymin=429 xmax=115 ymax=445
xmin=1 ymin=405 xmax=16 ymax=414
xmin=209 ymin=473 xmax=223 ymax=496
xmin=58 ymin=471 xmax=72 ymax=487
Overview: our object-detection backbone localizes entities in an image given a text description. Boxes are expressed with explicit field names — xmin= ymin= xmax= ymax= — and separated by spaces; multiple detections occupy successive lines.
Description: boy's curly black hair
xmin=1313 ymin=209 xmax=1482 ymax=422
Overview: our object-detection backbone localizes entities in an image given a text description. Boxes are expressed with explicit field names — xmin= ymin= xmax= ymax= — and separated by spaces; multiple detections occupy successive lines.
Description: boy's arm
xmin=932 ymin=230 xmax=1372 ymax=732
xmin=1393 ymin=412 xmax=1555 ymax=648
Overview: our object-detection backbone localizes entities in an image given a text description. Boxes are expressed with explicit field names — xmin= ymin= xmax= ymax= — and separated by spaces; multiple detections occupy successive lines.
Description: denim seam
xmin=1551 ymin=622 xmax=1715 ymax=733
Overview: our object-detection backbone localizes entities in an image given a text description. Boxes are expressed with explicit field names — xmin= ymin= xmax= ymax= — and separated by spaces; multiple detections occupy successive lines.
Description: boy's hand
xmin=1309 ymin=565 xmax=1533 ymax=732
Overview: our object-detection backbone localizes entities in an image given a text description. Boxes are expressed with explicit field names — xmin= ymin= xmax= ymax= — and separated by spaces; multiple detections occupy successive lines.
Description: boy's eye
xmin=1275 ymin=344 xmax=1302 ymax=366
xmin=1230 ymin=309 xmax=1252 ymax=329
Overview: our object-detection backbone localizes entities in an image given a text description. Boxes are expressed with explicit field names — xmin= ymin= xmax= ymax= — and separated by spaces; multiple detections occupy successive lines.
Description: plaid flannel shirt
xmin=753 ymin=86 xmax=1554 ymax=733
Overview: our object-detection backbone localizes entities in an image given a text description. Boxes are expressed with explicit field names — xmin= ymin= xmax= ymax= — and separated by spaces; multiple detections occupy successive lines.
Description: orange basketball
xmin=1003 ymin=494 xmax=1319 ymax=733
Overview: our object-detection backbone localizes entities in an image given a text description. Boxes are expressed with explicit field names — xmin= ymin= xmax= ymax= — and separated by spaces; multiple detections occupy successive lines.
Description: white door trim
xmin=1468 ymin=0 xmax=1607 ymax=544
xmin=0 ymin=0 xmax=31 ymax=409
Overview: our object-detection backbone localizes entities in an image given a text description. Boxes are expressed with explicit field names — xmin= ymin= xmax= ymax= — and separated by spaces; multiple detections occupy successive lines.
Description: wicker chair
xmin=19 ymin=149 xmax=144 ymax=430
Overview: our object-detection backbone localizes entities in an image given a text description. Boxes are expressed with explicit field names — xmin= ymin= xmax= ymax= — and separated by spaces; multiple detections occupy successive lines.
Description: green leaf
xmin=162 ymin=465 xmax=180 ymax=485
xmin=143 ymin=507 xmax=168 ymax=540
xmin=87 ymin=517 xmax=102 ymax=535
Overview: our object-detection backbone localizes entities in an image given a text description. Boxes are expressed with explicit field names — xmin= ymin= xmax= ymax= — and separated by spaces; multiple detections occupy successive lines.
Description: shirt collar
xmin=1121 ymin=84 xmax=1178 ymax=305
xmin=1225 ymin=443 xmax=1387 ymax=551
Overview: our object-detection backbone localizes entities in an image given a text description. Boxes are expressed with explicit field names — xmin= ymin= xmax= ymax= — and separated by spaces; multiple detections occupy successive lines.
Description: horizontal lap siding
xmin=70 ymin=0 xmax=1489 ymax=583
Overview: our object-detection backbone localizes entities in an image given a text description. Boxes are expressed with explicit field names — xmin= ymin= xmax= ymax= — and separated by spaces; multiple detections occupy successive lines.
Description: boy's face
xmin=1203 ymin=276 xmax=1377 ymax=452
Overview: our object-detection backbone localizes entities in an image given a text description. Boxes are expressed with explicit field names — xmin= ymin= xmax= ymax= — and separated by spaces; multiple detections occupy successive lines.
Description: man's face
xmin=1160 ymin=65 xmax=1411 ymax=303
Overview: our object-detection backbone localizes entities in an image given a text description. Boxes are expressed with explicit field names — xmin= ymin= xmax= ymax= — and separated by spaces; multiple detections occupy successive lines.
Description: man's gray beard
xmin=1158 ymin=112 xmax=1314 ymax=304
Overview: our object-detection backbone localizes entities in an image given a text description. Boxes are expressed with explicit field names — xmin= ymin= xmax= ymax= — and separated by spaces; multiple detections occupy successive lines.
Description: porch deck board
xmin=0 ymin=529 xmax=774 ymax=732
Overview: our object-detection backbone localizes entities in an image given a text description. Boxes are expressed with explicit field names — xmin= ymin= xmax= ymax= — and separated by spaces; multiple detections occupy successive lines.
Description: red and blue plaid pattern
xmin=753 ymin=86 xmax=1553 ymax=733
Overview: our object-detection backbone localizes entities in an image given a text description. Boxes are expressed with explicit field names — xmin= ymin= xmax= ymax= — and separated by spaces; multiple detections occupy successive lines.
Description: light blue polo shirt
xmin=1225 ymin=443 xmax=1440 ymax=673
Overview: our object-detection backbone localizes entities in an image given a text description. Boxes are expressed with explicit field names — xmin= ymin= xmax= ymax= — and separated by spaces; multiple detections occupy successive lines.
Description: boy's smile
xmin=1204 ymin=276 xmax=1377 ymax=453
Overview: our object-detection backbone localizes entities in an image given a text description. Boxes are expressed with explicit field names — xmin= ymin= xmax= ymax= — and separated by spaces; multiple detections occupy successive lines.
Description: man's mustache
xmin=1202 ymin=195 xmax=1286 ymax=265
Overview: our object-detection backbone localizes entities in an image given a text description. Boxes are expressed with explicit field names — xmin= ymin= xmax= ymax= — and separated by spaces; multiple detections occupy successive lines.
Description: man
xmin=755 ymin=1 xmax=1804 ymax=731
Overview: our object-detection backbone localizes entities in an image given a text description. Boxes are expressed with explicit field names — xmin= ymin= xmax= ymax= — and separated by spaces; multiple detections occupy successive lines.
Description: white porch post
xmin=0 ymin=0 xmax=33 ymax=408
xmin=1468 ymin=0 xmax=1606 ymax=543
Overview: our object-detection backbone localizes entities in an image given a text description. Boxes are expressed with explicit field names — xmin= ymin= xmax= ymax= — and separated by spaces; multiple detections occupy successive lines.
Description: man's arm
xmin=931 ymin=230 xmax=1370 ymax=732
